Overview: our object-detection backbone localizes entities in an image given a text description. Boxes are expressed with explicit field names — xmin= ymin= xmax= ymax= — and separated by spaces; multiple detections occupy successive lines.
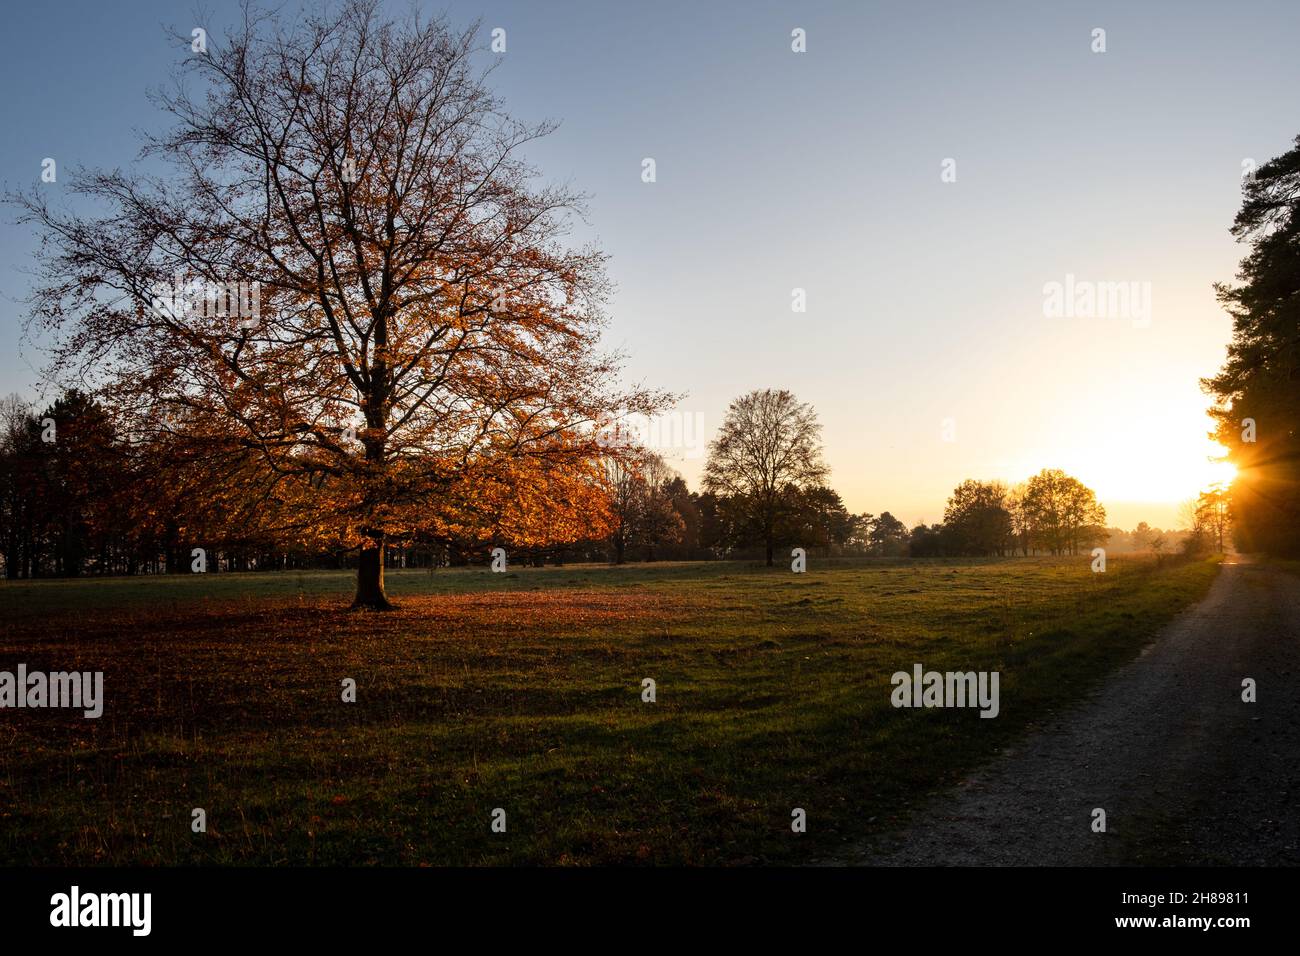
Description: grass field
xmin=0 ymin=553 xmax=1220 ymax=865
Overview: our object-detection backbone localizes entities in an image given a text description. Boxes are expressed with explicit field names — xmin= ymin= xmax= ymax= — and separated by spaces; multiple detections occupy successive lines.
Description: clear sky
xmin=3 ymin=0 xmax=1297 ymax=530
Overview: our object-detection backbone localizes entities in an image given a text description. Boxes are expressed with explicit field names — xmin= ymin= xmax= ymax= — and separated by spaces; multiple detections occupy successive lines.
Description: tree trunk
xmin=352 ymin=383 xmax=394 ymax=609
xmin=353 ymin=539 xmax=394 ymax=610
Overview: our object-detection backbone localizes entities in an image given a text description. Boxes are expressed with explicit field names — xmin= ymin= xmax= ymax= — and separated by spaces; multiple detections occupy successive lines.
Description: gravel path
xmin=842 ymin=556 xmax=1300 ymax=866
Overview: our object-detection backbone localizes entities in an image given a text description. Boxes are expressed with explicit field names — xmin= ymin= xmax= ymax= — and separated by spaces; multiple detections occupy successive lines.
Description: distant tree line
xmin=573 ymin=459 xmax=1118 ymax=563
xmin=891 ymin=470 xmax=1107 ymax=558
xmin=4 ymin=385 xmax=1171 ymax=578
xmin=569 ymin=387 xmax=1118 ymax=564
xmin=1 ymin=390 xmax=357 ymax=577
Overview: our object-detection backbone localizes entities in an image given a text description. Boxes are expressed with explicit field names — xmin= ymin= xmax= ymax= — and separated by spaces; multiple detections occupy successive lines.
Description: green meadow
xmin=0 ymin=554 xmax=1219 ymax=865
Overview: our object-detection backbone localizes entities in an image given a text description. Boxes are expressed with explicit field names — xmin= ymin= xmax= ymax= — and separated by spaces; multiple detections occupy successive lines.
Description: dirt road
xmin=845 ymin=557 xmax=1300 ymax=866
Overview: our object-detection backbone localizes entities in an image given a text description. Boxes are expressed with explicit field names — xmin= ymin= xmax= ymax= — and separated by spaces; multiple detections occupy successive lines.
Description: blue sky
xmin=3 ymin=0 xmax=1297 ymax=528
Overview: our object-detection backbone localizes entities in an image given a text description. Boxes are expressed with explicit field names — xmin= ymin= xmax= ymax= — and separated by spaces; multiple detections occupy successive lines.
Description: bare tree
xmin=634 ymin=453 xmax=684 ymax=561
xmin=702 ymin=389 xmax=827 ymax=566
xmin=1197 ymin=486 xmax=1231 ymax=552
xmin=1006 ymin=482 xmax=1032 ymax=555
xmin=605 ymin=454 xmax=639 ymax=566
xmin=604 ymin=449 xmax=682 ymax=564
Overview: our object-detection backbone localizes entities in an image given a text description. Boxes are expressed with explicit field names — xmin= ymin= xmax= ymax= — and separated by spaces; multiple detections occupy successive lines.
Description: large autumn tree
xmin=14 ymin=1 xmax=662 ymax=607
xmin=1203 ymin=134 xmax=1300 ymax=556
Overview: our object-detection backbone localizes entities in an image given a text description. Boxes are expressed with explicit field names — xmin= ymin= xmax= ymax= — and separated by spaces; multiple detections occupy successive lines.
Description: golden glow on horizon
xmin=1060 ymin=439 xmax=1235 ymax=507
xmin=978 ymin=401 xmax=1237 ymax=515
